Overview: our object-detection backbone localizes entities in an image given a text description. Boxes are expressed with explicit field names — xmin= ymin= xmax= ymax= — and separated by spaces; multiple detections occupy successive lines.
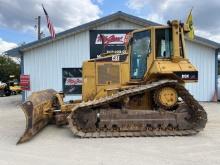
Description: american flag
xmin=42 ymin=5 xmax=56 ymax=39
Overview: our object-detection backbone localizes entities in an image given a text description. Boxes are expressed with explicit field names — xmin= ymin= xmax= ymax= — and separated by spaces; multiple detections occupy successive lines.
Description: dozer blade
xmin=17 ymin=89 xmax=57 ymax=144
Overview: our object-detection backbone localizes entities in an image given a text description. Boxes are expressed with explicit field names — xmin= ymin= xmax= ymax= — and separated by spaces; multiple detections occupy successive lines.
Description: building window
xmin=62 ymin=68 xmax=82 ymax=94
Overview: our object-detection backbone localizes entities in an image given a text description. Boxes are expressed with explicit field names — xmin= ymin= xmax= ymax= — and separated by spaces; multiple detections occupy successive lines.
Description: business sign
xmin=62 ymin=68 xmax=82 ymax=94
xmin=95 ymin=33 xmax=126 ymax=45
xmin=90 ymin=30 xmax=133 ymax=59
xmin=65 ymin=77 xmax=82 ymax=86
xmin=20 ymin=75 xmax=30 ymax=91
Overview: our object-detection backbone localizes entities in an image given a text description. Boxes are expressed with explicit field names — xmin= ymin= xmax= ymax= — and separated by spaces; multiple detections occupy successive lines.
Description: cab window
xmin=130 ymin=30 xmax=151 ymax=79
xmin=156 ymin=28 xmax=172 ymax=58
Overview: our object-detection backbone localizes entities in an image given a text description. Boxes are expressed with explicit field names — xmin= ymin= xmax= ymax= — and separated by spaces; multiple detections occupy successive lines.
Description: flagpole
xmin=37 ymin=16 xmax=41 ymax=40
xmin=186 ymin=7 xmax=193 ymax=22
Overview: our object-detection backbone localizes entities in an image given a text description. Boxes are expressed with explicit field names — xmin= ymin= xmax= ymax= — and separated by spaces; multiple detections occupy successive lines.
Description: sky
xmin=0 ymin=0 xmax=220 ymax=54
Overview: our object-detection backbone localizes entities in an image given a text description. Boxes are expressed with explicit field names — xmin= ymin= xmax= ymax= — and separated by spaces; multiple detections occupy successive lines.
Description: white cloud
xmin=126 ymin=0 xmax=148 ymax=10
xmin=96 ymin=0 xmax=104 ymax=4
xmin=196 ymin=30 xmax=220 ymax=43
xmin=146 ymin=13 xmax=165 ymax=24
xmin=0 ymin=0 xmax=102 ymax=34
xmin=0 ymin=38 xmax=17 ymax=54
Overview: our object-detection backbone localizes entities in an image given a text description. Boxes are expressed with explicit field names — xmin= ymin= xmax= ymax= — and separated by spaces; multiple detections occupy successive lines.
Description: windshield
xmin=130 ymin=30 xmax=151 ymax=79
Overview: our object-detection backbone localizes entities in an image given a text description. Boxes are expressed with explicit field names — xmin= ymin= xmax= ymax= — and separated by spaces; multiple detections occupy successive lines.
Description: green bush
xmin=0 ymin=55 xmax=20 ymax=82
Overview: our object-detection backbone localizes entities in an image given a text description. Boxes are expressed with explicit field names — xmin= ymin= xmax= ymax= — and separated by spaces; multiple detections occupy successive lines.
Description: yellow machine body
xmin=82 ymin=20 xmax=197 ymax=102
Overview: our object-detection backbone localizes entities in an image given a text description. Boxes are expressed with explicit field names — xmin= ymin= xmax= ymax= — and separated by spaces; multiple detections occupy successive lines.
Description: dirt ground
xmin=0 ymin=95 xmax=220 ymax=165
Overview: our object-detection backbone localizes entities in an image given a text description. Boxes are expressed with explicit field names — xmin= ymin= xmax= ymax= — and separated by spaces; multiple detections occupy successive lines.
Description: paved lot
xmin=0 ymin=95 xmax=220 ymax=165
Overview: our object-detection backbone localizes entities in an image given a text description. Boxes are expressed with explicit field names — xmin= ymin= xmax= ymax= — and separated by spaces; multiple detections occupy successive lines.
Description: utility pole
xmin=37 ymin=16 xmax=41 ymax=40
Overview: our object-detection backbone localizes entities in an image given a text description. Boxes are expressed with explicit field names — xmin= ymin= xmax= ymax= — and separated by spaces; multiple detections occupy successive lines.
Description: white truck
xmin=0 ymin=81 xmax=6 ymax=89
xmin=0 ymin=81 xmax=11 ymax=96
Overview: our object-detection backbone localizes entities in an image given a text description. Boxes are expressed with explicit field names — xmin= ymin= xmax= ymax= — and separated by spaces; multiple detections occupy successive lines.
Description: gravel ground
xmin=0 ymin=95 xmax=220 ymax=165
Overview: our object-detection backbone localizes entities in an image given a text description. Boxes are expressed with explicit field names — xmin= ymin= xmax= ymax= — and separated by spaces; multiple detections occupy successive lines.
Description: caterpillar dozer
xmin=17 ymin=20 xmax=207 ymax=144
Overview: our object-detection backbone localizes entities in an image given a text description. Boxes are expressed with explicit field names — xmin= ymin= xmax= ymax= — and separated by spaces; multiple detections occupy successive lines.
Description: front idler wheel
xmin=154 ymin=86 xmax=178 ymax=110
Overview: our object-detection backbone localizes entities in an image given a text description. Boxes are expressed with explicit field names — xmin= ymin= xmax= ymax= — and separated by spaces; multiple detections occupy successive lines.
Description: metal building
xmin=7 ymin=11 xmax=220 ymax=101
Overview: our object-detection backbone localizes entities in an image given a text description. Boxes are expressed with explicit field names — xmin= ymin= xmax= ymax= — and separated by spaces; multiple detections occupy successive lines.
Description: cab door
xmin=130 ymin=30 xmax=151 ymax=80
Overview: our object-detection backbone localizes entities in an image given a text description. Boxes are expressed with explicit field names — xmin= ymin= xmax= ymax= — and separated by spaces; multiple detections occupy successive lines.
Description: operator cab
xmin=129 ymin=26 xmax=184 ymax=80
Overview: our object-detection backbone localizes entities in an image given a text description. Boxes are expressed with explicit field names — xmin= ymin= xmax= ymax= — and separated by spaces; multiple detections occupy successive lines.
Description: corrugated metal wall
xmin=94 ymin=20 xmax=143 ymax=30
xmin=185 ymin=40 xmax=216 ymax=101
xmin=23 ymin=19 xmax=216 ymax=101
xmin=24 ymin=32 xmax=90 ymax=101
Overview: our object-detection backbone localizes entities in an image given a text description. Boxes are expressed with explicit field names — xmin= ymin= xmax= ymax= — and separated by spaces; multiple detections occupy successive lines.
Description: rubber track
xmin=67 ymin=80 xmax=207 ymax=138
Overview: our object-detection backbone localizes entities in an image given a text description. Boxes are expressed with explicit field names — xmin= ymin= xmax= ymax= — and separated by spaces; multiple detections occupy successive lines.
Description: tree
xmin=0 ymin=55 xmax=20 ymax=82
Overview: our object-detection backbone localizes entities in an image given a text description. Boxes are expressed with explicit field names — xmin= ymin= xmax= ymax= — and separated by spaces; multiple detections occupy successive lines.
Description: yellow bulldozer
xmin=17 ymin=20 xmax=207 ymax=144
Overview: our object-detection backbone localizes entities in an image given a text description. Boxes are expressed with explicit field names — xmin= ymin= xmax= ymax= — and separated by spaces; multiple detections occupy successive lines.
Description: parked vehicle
xmin=10 ymin=81 xmax=22 ymax=95
xmin=0 ymin=81 xmax=12 ymax=96
xmin=0 ymin=81 xmax=22 ymax=96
